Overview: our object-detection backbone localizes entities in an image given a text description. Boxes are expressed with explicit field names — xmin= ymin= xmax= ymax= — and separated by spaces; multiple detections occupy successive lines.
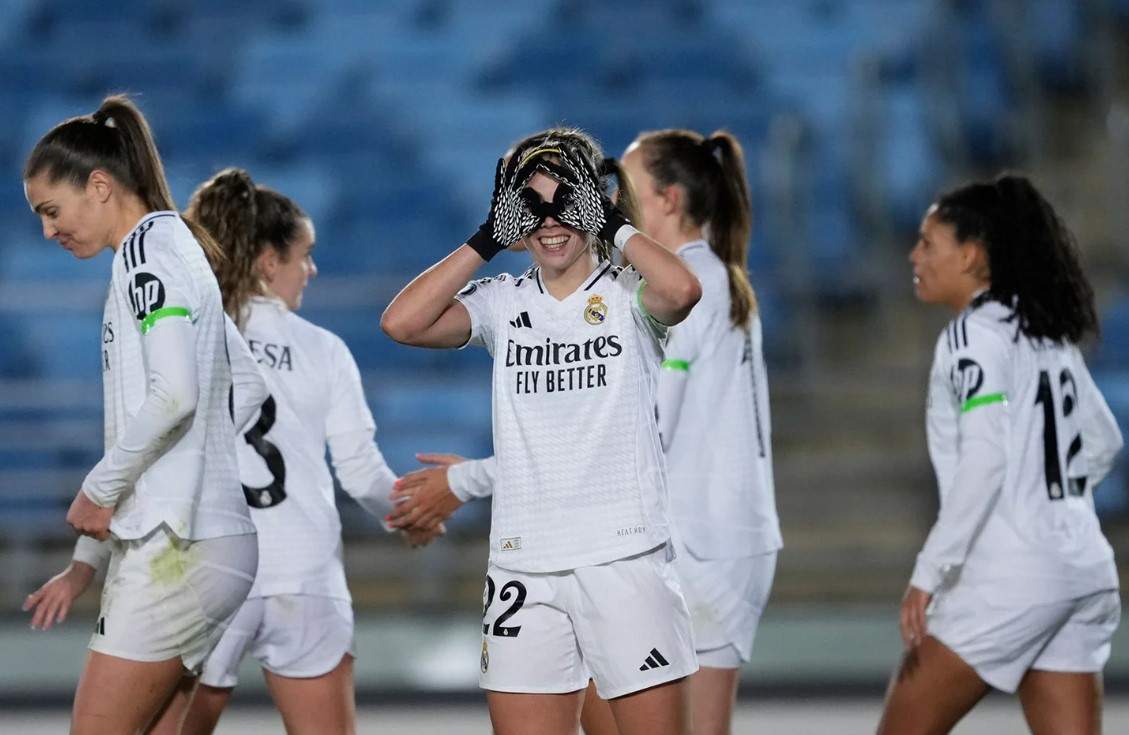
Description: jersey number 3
xmin=1035 ymin=369 xmax=1085 ymax=501
xmin=243 ymin=395 xmax=288 ymax=508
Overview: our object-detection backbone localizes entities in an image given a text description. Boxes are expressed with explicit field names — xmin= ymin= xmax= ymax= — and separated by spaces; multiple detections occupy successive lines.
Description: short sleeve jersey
xmin=661 ymin=241 xmax=782 ymax=558
xmin=236 ymin=296 xmax=378 ymax=599
xmin=924 ymin=295 xmax=1119 ymax=602
xmin=456 ymin=261 xmax=670 ymax=573
xmin=101 ymin=212 xmax=254 ymax=540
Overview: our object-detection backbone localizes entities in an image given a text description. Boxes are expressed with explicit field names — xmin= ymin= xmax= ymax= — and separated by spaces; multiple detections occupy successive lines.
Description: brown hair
xmin=23 ymin=94 xmax=223 ymax=264
xmin=185 ymin=167 xmax=308 ymax=325
xmin=634 ymin=129 xmax=756 ymax=328
xmin=508 ymin=126 xmax=638 ymax=262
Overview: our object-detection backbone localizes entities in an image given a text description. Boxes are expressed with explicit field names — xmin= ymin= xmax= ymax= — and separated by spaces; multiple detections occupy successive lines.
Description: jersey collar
xmin=532 ymin=260 xmax=615 ymax=301
xmin=675 ymin=239 xmax=709 ymax=256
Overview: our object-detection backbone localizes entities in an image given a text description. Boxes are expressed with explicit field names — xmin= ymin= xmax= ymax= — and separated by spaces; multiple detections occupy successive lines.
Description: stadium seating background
xmin=1 ymin=0 xmax=1128 ymax=699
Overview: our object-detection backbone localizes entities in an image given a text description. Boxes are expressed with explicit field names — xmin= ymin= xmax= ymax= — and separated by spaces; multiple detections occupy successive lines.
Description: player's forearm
xmin=1081 ymin=394 xmax=1124 ymax=489
xmin=226 ymin=315 xmax=268 ymax=434
xmin=381 ymin=246 xmax=483 ymax=345
xmin=911 ymin=437 xmax=1006 ymax=592
xmin=622 ymin=233 xmax=701 ymax=325
xmin=83 ymin=320 xmax=199 ymax=507
xmin=328 ymin=429 xmax=398 ymax=521
xmin=448 ymin=456 xmax=497 ymax=501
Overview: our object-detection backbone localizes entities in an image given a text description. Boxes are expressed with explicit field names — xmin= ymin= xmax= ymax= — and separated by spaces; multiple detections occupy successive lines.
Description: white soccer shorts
xmin=199 ymin=594 xmax=355 ymax=688
xmin=928 ymin=583 xmax=1121 ymax=693
xmin=672 ymin=548 xmax=777 ymax=668
xmin=479 ymin=544 xmax=698 ymax=700
xmin=90 ymin=525 xmax=257 ymax=672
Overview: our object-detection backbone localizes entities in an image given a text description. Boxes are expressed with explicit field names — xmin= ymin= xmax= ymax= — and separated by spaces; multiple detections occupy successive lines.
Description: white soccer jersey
xmin=237 ymin=296 xmax=396 ymax=599
xmin=660 ymin=241 xmax=782 ymax=559
xmin=912 ymin=295 xmax=1122 ymax=604
xmin=456 ymin=260 xmax=670 ymax=573
xmin=93 ymin=211 xmax=254 ymax=541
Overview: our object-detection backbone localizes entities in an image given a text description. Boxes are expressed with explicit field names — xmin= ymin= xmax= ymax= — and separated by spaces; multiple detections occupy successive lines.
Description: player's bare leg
xmin=487 ymin=690 xmax=584 ymax=735
xmin=1018 ymin=669 xmax=1102 ymax=735
xmin=606 ymin=678 xmax=689 ymax=735
xmin=688 ymin=666 xmax=740 ymax=735
xmin=71 ymin=651 xmax=186 ymax=735
xmin=580 ymin=679 xmax=619 ymax=735
xmin=145 ymin=674 xmax=198 ymax=734
xmin=263 ymin=654 xmax=356 ymax=735
xmin=876 ymin=636 xmax=989 ymax=735
xmin=177 ymin=683 xmax=234 ymax=735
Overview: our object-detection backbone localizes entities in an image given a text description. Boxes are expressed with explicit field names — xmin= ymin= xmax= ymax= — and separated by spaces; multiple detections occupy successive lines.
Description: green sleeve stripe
xmin=661 ymin=359 xmax=690 ymax=372
xmin=140 ymin=306 xmax=191 ymax=335
xmin=961 ymin=392 xmax=1007 ymax=413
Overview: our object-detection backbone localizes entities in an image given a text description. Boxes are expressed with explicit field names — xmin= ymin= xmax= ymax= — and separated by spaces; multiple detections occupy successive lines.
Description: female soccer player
xmin=21 ymin=95 xmax=260 ymax=734
xmin=158 ymin=168 xmax=431 ymax=735
xmin=877 ymin=174 xmax=1122 ymax=734
xmin=389 ymin=129 xmax=782 ymax=735
xmin=381 ymin=129 xmax=702 ymax=735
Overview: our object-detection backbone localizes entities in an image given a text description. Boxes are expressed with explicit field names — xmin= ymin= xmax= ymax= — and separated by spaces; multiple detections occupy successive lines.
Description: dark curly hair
xmin=934 ymin=173 xmax=1098 ymax=343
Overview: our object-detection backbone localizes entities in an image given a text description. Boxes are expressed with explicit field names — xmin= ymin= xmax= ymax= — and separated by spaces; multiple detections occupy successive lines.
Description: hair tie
xmin=92 ymin=110 xmax=114 ymax=128
xmin=703 ymin=137 xmax=723 ymax=158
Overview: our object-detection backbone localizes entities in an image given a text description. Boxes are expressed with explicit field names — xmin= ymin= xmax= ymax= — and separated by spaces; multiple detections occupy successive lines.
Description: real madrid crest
xmin=481 ymin=638 xmax=490 ymax=673
xmin=584 ymin=295 xmax=608 ymax=325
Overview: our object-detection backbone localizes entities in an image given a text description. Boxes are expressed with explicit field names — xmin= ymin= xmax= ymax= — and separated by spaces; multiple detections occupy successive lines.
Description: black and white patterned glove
xmin=467 ymin=158 xmax=538 ymax=261
xmin=554 ymin=146 xmax=635 ymax=249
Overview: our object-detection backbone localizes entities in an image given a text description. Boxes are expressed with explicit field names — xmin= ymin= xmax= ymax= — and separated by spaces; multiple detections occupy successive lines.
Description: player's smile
xmin=523 ymin=171 xmax=589 ymax=274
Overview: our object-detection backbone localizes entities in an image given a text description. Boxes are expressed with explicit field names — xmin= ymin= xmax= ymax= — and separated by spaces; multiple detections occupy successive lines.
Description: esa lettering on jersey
xmin=128 ymin=272 xmax=165 ymax=321
xmin=506 ymin=334 xmax=622 ymax=395
xmin=950 ymin=357 xmax=984 ymax=403
xmin=248 ymin=340 xmax=293 ymax=371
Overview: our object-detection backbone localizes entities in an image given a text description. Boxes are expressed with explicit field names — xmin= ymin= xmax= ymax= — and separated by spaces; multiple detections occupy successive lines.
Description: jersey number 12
xmin=1034 ymin=369 xmax=1085 ymax=501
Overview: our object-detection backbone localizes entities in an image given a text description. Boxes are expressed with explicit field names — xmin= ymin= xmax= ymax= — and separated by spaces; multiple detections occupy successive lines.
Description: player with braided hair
xmin=877 ymin=174 xmax=1122 ymax=734
xmin=382 ymin=127 xmax=702 ymax=735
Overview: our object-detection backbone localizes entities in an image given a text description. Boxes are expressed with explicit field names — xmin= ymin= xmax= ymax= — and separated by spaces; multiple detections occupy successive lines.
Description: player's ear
xmin=255 ymin=246 xmax=281 ymax=282
xmin=961 ymin=239 xmax=989 ymax=278
xmin=87 ymin=170 xmax=114 ymax=204
xmin=658 ymin=184 xmax=681 ymax=217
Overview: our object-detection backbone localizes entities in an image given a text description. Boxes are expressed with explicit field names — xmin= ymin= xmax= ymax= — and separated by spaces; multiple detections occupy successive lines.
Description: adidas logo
xmin=509 ymin=311 xmax=532 ymax=329
xmin=638 ymin=647 xmax=670 ymax=671
xmin=95 ymin=616 xmax=106 ymax=635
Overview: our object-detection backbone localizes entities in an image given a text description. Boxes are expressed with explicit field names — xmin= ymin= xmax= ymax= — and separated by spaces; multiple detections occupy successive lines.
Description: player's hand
xmin=387 ymin=453 xmax=466 ymax=531
xmin=466 ymin=157 xmax=537 ymax=262
xmin=555 ymin=144 xmax=631 ymax=246
xmin=23 ymin=562 xmax=96 ymax=631
xmin=66 ymin=490 xmax=114 ymax=541
xmin=401 ymin=523 xmax=446 ymax=549
xmin=899 ymin=584 xmax=932 ymax=649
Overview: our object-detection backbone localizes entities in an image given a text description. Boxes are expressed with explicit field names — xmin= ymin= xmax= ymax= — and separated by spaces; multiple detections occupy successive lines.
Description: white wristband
xmin=613 ymin=224 xmax=640 ymax=252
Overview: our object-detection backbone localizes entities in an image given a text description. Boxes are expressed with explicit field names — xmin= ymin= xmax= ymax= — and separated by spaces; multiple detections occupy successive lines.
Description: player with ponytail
xmin=22 ymin=96 xmax=262 ymax=734
xmin=878 ymin=174 xmax=1121 ymax=734
xmin=157 ymin=168 xmax=423 ymax=734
